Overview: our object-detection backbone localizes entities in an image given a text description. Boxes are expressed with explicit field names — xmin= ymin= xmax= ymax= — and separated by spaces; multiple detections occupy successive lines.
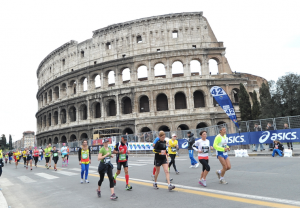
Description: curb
xmin=212 ymin=153 xmax=300 ymax=157
xmin=0 ymin=189 xmax=8 ymax=208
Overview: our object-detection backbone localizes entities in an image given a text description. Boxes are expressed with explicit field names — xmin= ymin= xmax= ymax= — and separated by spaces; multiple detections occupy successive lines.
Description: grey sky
xmin=0 ymin=0 xmax=299 ymax=142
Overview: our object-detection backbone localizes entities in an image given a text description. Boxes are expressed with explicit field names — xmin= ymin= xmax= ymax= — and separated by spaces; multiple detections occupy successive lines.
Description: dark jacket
xmin=188 ymin=133 xmax=195 ymax=150
xmin=78 ymin=146 xmax=91 ymax=161
xmin=267 ymin=125 xmax=274 ymax=131
xmin=273 ymin=143 xmax=284 ymax=151
xmin=254 ymin=126 xmax=262 ymax=131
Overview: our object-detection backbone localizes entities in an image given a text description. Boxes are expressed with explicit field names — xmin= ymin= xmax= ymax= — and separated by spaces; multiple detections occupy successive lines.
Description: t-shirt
xmin=14 ymin=152 xmax=21 ymax=160
xmin=33 ymin=150 xmax=39 ymax=157
xmin=213 ymin=134 xmax=229 ymax=154
xmin=22 ymin=150 xmax=27 ymax=157
xmin=27 ymin=150 xmax=33 ymax=157
xmin=114 ymin=142 xmax=128 ymax=163
xmin=0 ymin=149 xmax=2 ymax=159
xmin=44 ymin=148 xmax=51 ymax=157
xmin=99 ymin=147 xmax=112 ymax=163
xmin=168 ymin=140 xmax=178 ymax=154
xmin=81 ymin=149 xmax=90 ymax=164
xmin=39 ymin=149 xmax=43 ymax=155
xmin=61 ymin=146 xmax=68 ymax=155
xmin=51 ymin=150 xmax=59 ymax=158
xmin=194 ymin=139 xmax=210 ymax=159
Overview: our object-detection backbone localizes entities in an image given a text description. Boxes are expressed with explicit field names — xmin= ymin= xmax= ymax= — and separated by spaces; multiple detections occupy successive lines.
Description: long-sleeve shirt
xmin=153 ymin=140 xmax=167 ymax=160
xmin=213 ymin=134 xmax=229 ymax=152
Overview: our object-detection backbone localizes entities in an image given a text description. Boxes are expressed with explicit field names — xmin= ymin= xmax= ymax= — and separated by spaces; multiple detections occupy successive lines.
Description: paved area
xmin=0 ymin=154 xmax=300 ymax=208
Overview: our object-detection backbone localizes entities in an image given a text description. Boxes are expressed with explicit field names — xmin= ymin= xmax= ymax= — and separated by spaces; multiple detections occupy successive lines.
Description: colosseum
xmin=35 ymin=12 xmax=266 ymax=146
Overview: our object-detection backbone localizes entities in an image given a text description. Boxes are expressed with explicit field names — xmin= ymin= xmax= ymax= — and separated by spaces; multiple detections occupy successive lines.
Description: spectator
xmin=272 ymin=139 xmax=284 ymax=157
xmin=284 ymin=123 xmax=293 ymax=150
xmin=266 ymin=122 xmax=274 ymax=151
xmin=253 ymin=124 xmax=265 ymax=152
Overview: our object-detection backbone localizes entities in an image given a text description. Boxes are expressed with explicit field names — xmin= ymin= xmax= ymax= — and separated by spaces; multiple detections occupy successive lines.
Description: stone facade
xmin=35 ymin=12 xmax=266 ymax=146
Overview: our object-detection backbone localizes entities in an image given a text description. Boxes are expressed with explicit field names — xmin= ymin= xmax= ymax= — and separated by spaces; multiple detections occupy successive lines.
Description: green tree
xmin=9 ymin=134 xmax=12 ymax=150
xmin=238 ymin=83 xmax=252 ymax=121
xmin=251 ymin=90 xmax=261 ymax=119
xmin=0 ymin=134 xmax=7 ymax=149
xmin=259 ymin=82 xmax=275 ymax=118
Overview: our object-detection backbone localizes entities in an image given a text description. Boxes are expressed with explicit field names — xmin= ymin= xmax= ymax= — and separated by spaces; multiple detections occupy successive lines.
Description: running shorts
xmin=53 ymin=157 xmax=58 ymax=164
xmin=62 ymin=154 xmax=67 ymax=158
xmin=27 ymin=156 xmax=32 ymax=161
xmin=117 ymin=161 xmax=128 ymax=170
xmin=45 ymin=157 xmax=50 ymax=163
xmin=154 ymin=158 xmax=168 ymax=167
xmin=217 ymin=151 xmax=228 ymax=160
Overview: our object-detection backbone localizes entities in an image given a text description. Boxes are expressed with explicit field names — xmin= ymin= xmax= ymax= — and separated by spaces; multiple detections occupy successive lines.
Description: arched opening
xmin=80 ymin=133 xmax=88 ymax=141
xmin=70 ymin=80 xmax=77 ymax=95
xmin=139 ymin=95 xmax=149 ymax=113
xmin=108 ymin=100 xmax=116 ymax=116
xmin=122 ymin=97 xmax=132 ymax=114
xmin=213 ymin=97 xmax=219 ymax=107
xmin=217 ymin=121 xmax=226 ymax=125
xmin=80 ymin=77 xmax=88 ymax=92
xmin=154 ymin=63 xmax=166 ymax=78
xmin=122 ymin=68 xmax=130 ymax=83
xmin=196 ymin=122 xmax=208 ymax=129
xmin=60 ymin=109 xmax=66 ymax=124
xmin=175 ymin=92 xmax=187 ymax=109
xmin=137 ymin=35 xmax=142 ymax=43
xmin=108 ymin=71 xmax=115 ymax=86
xmin=158 ymin=125 xmax=170 ymax=132
xmin=61 ymin=136 xmax=67 ymax=143
xmin=232 ymin=88 xmax=240 ymax=104
xmin=54 ymin=111 xmax=58 ymax=125
xmin=70 ymin=134 xmax=76 ymax=142
xmin=54 ymin=137 xmax=58 ymax=144
xmin=92 ymin=102 xmax=101 ymax=118
xmin=190 ymin=60 xmax=201 ymax=76
xmin=48 ymin=90 xmax=52 ymax=102
xmin=172 ymin=30 xmax=178 ymax=38
xmin=44 ymin=139 xmax=47 ymax=145
xmin=48 ymin=113 xmax=51 ymax=126
xmin=69 ymin=106 xmax=76 ymax=122
xmin=48 ymin=138 xmax=52 ymax=144
xmin=61 ymin=83 xmax=67 ymax=98
xmin=209 ymin=59 xmax=218 ymax=75
xmin=44 ymin=93 xmax=47 ymax=104
xmin=79 ymin=104 xmax=87 ymax=120
xmin=141 ymin=127 xmax=151 ymax=132
xmin=172 ymin=61 xmax=184 ymax=77
xmin=43 ymin=115 xmax=46 ymax=127
xmin=156 ymin=94 xmax=168 ymax=111
xmin=95 ymin=75 xmax=101 ymax=88
xmin=194 ymin=91 xmax=205 ymax=108
xmin=123 ymin=128 xmax=134 ymax=135
xmin=178 ymin=124 xmax=189 ymax=130
xmin=137 ymin=65 xmax=148 ymax=81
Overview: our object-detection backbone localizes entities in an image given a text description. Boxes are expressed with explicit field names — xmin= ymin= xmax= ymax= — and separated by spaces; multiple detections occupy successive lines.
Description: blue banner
xmin=177 ymin=128 xmax=300 ymax=149
xmin=210 ymin=86 xmax=239 ymax=128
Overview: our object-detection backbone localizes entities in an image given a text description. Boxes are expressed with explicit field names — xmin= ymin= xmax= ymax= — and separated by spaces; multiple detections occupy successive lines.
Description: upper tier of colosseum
xmin=36 ymin=12 xmax=230 ymax=88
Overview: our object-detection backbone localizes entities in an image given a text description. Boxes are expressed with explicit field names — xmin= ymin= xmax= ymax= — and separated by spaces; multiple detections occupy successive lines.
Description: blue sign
xmin=210 ymin=86 xmax=239 ymax=128
xmin=177 ymin=128 xmax=300 ymax=149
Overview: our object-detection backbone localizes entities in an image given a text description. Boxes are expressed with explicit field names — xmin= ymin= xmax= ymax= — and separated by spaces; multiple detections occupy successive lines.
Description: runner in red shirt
xmin=113 ymin=137 xmax=132 ymax=190
xmin=33 ymin=147 xmax=40 ymax=167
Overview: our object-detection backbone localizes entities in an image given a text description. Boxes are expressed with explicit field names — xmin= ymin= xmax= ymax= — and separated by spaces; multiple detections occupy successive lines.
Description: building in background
xmin=23 ymin=131 xmax=35 ymax=148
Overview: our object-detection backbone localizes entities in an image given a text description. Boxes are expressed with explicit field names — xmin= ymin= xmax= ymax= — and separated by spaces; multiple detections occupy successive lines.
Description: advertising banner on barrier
xmin=127 ymin=142 xmax=153 ymax=151
xmin=177 ymin=128 xmax=300 ymax=149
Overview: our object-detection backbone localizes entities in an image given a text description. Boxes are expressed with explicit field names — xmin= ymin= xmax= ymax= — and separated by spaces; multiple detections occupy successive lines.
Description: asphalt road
xmin=0 ymin=154 xmax=300 ymax=208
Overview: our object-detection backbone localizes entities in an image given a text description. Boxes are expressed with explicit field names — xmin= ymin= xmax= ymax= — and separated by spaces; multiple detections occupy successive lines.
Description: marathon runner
xmin=44 ymin=145 xmax=52 ymax=169
xmin=192 ymin=130 xmax=213 ymax=187
xmin=33 ymin=147 xmax=39 ymax=167
xmin=153 ymin=131 xmax=175 ymax=191
xmin=0 ymin=145 xmax=3 ymax=177
xmin=51 ymin=146 xmax=59 ymax=171
xmin=26 ymin=146 xmax=33 ymax=170
xmin=67 ymin=146 xmax=70 ymax=164
xmin=97 ymin=138 xmax=118 ymax=200
xmin=48 ymin=144 xmax=52 ymax=168
xmin=214 ymin=127 xmax=231 ymax=184
xmin=61 ymin=143 xmax=68 ymax=167
xmin=22 ymin=148 xmax=27 ymax=167
xmin=13 ymin=149 xmax=21 ymax=169
xmin=8 ymin=151 xmax=12 ymax=164
xmin=5 ymin=153 xmax=8 ymax=164
xmin=187 ymin=131 xmax=199 ymax=168
xmin=39 ymin=147 xmax=43 ymax=161
xmin=113 ymin=136 xmax=132 ymax=190
xmin=78 ymin=140 xmax=91 ymax=184
xmin=168 ymin=134 xmax=179 ymax=174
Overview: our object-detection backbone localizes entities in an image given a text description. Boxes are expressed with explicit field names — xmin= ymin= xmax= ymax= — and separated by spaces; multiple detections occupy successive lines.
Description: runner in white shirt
xmin=60 ymin=143 xmax=68 ymax=167
xmin=192 ymin=131 xmax=213 ymax=187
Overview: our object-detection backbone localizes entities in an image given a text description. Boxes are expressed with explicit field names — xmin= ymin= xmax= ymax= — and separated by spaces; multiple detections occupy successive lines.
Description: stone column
xmin=87 ymin=100 xmax=90 ymax=120
xmin=201 ymin=55 xmax=209 ymax=75
xmin=101 ymin=99 xmax=105 ymax=118
xmin=148 ymin=60 xmax=154 ymax=82
xmin=116 ymin=95 xmax=120 ymax=117
xmin=184 ymin=57 xmax=191 ymax=77
xmin=100 ymin=72 xmax=104 ymax=88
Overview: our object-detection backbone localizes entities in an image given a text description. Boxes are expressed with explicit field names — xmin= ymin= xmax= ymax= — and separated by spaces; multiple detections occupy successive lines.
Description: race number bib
xmin=119 ymin=154 xmax=126 ymax=161
xmin=202 ymin=146 xmax=209 ymax=153
xmin=46 ymin=153 xmax=49 ymax=156
xmin=16 ymin=156 xmax=19 ymax=159
xmin=82 ymin=153 xmax=88 ymax=159
xmin=171 ymin=148 xmax=177 ymax=152
xmin=53 ymin=153 xmax=58 ymax=157
xmin=161 ymin=150 xmax=166 ymax=155
xmin=104 ymin=157 xmax=110 ymax=164
xmin=223 ymin=152 xmax=228 ymax=156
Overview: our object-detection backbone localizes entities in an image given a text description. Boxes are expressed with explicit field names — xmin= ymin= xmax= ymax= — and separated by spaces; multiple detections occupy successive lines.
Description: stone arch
xmin=48 ymin=89 xmax=52 ymax=102
xmin=53 ymin=111 xmax=58 ymax=125
xmin=61 ymin=135 xmax=67 ymax=143
xmin=60 ymin=108 xmax=67 ymax=124
xmin=43 ymin=139 xmax=47 ymax=145
xmin=79 ymin=104 xmax=88 ymax=120
xmin=172 ymin=61 xmax=184 ymax=77
xmin=48 ymin=112 xmax=52 ymax=126
xmin=156 ymin=93 xmax=168 ymax=111
xmin=209 ymin=57 xmax=220 ymax=75
xmin=107 ymin=70 xmax=115 ymax=85
xmin=54 ymin=137 xmax=59 ymax=144
xmin=154 ymin=63 xmax=166 ymax=78
xmin=91 ymin=73 xmax=101 ymax=88
xmin=177 ymin=124 xmax=189 ymax=130
xmin=213 ymin=97 xmax=219 ymax=107
xmin=69 ymin=106 xmax=77 ymax=122
xmin=43 ymin=115 xmax=47 ymax=127
xmin=79 ymin=76 xmax=88 ymax=92
xmin=80 ymin=133 xmax=88 ymax=141
xmin=121 ymin=97 xmax=132 ymax=114
xmin=137 ymin=35 xmax=142 ymax=43
xmin=91 ymin=101 xmax=101 ymax=118
xmin=190 ymin=60 xmax=201 ymax=75
xmin=141 ymin=127 xmax=151 ymax=132
xmin=196 ymin=122 xmax=208 ymax=129
xmin=44 ymin=92 xmax=48 ymax=104
xmin=70 ymin=134 xmax=77 ymax=142
xmin=217 ymin=121 xmax=226 ymax=125
xmin=139 ymin=95 xmax=149 ymax=113
xmin=175 ymin=92 xmax=187 ymax=109
xmin=194 ymin=90 xmax=205 ymax=108
xmin=69 ymin=80 xmax=77 ymax=95
xmin=123 ymin=127 xmax=134 ymax=135
xmin=60 ymin=83 xmax=67 ymax=98
xmin=158 ymin=125 xmax=170 ymax=132
xmin=232 ymin=88 xmax=240 ymax=104
xmin=121 ymin=67 xmax=131 ymax=83
xmin=107 ymin=99 xmax=116 ymax=116
xmin=137 ymin=65 xmax=148 ymax=81
xmin=48 ymin=138 xmax=52 ymax=144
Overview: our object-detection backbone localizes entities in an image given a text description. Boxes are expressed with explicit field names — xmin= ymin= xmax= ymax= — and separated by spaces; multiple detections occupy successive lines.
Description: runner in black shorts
xmin=153 ymin=131 xmax=175 ymax=191
xmin=26 ymin=146 xmax=33 ymax=170
xmin=51 ymin=146 xmax=60 ymax=171
xmin=113 ymin=137 xmax=132 ymax=190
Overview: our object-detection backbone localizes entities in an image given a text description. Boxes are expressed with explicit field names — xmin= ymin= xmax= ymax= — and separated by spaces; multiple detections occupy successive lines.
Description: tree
xmin=251 ymin=90 xmax=261 ymax=120
xmin=9 ymin=134 xmax=12 ymax=150
xmin=259 ymin=82 xmax=275 ymax=118
xmin=238 ymin=83 xmax=252 ymax=121
xmin=0 ymin=134 xmax=7 ymax=149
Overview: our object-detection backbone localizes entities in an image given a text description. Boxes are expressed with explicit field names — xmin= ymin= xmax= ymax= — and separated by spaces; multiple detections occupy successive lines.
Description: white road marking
xmin=35 ymin=173 xmax=59 ymax=179
xmin=53 ymin=171 xmax=77 ymax=176
xmin=0 ymin=178 xmax=13 ymax=187
xmin=68 ymin=168 xmax=82 ymax=172
xmin=89 ymin=166 xmax=98 ymax=169
xmin=17 ymin=176 xmax=37 ymax=183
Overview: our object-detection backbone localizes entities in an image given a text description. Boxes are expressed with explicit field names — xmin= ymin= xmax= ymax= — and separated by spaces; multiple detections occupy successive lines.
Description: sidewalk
xmin=0 ymin=189 xmax=8 ymax=208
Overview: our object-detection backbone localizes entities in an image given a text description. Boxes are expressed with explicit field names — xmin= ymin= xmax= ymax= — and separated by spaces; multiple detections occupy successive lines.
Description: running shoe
xmin=113 ymin=179 xmax=116 ymax=186
xmin=85 ymin=180 xmax=89 ymax=183
xmin=189 ymin=165 xmax=195 ymax=168
xmin=97 ymin=190 xmax=101 ymax=198
xmin=30 ymin=168 xmax=32 ymax=171
xmin=26 ymin=166 xmax=28 ymax=169
xmin=202 ymin=179 xmax=207 ymax=187
xmin=216 ymin=170 xmax=221 ymax=179
xmin=125 ymin=184 xmax=132 ymax=190
xmin=110 ymin=193 xmax=118 ymax=200
xmin=175 ymin=171 xmax=180 ymax=174
xmin=220 ymin=179 xmax=228 ymax=184
xmin=151 ymin=174 xmax=155 ymax=181
xmin=168 ymin=184 xmax=175 ymax=191
xmin=153 ymin=183 xmax=159 ymax=190
xmin=199 ymin=179 xmax=202 ymax=185
xmin=195 ymin=163 xmax=199 ymax=168
xmin=45 ymin=164 xmax=47 ymax=167
xmin=81 ymin=179 xmax=84 ymax=184
xmin=54 ymin=168 xmax=57 ymax=171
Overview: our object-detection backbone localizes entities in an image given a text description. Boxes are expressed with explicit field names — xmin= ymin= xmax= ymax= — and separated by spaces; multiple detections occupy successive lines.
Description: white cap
xmin=172 ymin=133 xmax=177 ymax=137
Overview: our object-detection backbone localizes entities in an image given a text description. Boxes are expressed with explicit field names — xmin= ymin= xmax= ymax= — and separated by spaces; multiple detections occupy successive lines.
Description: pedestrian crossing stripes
xmin=68 ymin=168 xmax=97 ymax=174
xmin=35 ymin=173 xmax=59 ymax=179
xmin=0 ymin=178 xmax=13 ymax=187
xmin=53 ymin=171 xmax=77 ymax=176
xmin=17 ymin=176 xmax=37 ymax=183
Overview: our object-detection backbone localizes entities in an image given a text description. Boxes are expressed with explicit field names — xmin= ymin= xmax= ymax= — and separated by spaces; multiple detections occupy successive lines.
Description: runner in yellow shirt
xmin=168 ymin=134 xmax=179 ymax=174
xmin=14 ymin=149 xmax=22 ymax=169
xmin=22 ymin=148 xmax=27 ymax=167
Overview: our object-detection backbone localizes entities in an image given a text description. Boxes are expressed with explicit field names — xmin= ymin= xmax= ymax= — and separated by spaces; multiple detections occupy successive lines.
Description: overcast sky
xmin=0 ymin=0 xmax=299 ymax=142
